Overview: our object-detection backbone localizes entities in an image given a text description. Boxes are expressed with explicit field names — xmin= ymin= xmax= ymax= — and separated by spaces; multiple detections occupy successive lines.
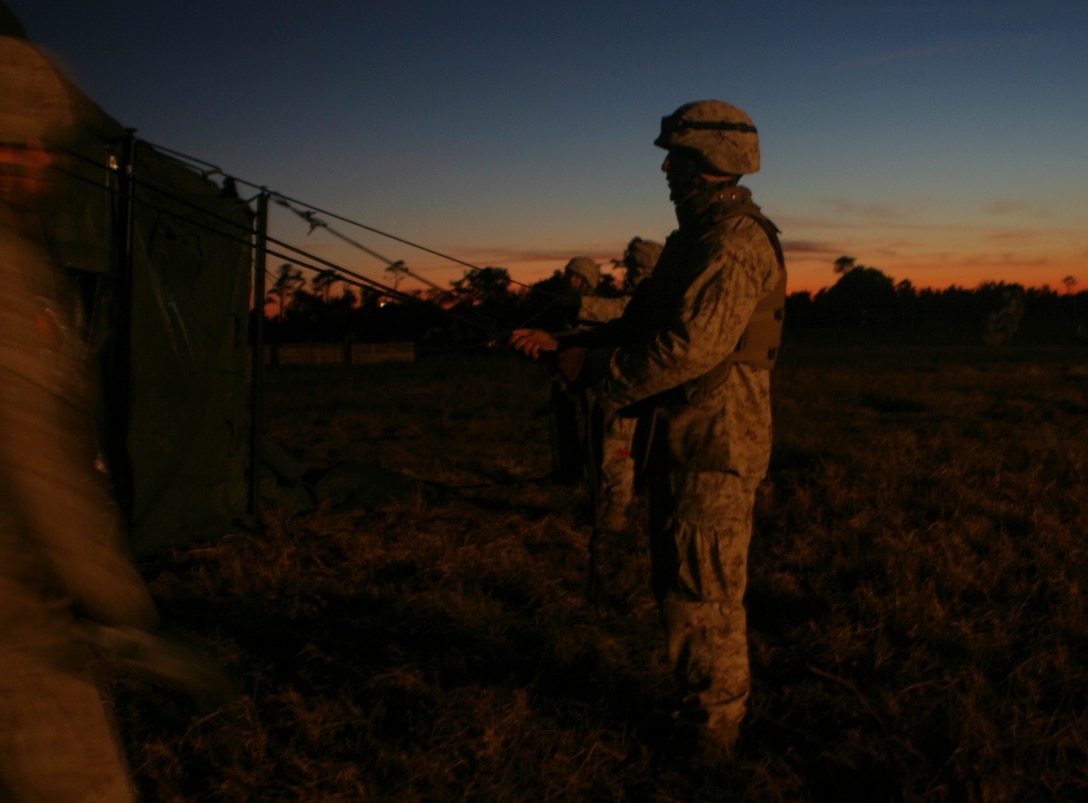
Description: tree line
xmin=261 ymin=258 xmax=1086 ymax=350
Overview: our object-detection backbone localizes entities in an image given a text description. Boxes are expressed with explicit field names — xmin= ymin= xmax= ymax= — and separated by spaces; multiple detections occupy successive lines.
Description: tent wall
xmin=125 ymin=144 xmax=254 ymax=556
xmin=44 ymin=80 xmax=255 ymax=557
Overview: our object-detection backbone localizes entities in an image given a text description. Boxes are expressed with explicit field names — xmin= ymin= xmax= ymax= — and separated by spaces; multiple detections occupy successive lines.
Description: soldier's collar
xmin=676 ymin=184 xmax=754 ymax=225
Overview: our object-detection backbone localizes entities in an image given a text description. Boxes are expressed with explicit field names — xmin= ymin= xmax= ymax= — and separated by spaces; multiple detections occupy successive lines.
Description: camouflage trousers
xmin=594 ymin=409 xmax=638 ymax=536
xmin=646 ymin=467 xmax=758 ymax=742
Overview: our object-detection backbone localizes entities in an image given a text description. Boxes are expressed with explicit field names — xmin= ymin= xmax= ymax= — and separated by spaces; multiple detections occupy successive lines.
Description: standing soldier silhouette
xmin=548 ymin=256 xmax=603 ymax=485
xmin=511 ymin=100 xmax=786 ymax=758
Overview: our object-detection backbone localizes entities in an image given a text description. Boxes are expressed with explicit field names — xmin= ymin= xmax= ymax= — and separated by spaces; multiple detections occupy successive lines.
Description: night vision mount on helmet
xmin=654 ymin=100 xmax=760 ymax=176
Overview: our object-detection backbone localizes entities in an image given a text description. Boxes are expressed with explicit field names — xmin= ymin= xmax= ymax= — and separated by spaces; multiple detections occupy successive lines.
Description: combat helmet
xmin=563 ymin=256 xmax=600 ymax=291
xmin=654 ymin=100 xmax=759 ymax=175
xmin=622 ymin=237 xmax=662 ymax=289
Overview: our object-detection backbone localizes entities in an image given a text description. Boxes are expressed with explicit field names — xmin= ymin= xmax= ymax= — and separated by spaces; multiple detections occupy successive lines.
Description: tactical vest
xmin=712 ymin=201 xmax=786 ymax=373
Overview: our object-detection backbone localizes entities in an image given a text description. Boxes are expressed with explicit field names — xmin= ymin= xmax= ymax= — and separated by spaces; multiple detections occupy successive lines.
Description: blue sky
xmin=11 ymin=0 xmax=1088 ymax=294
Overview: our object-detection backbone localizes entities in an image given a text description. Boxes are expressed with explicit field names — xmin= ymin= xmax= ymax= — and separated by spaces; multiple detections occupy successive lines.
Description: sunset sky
xmin=11 ymin=0 xmax=1088 ymax=296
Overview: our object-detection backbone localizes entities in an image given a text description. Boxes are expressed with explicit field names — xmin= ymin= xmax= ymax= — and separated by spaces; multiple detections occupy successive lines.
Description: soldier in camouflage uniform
xmin=548 ymin=256 xmax=603 ymax=485
xmin=622 ymin=237 xmax=664 ymax=292
xmin=576 ymin=238 xmax=662 ymax=327
xmin=511 ymin=100 xmax=786 ymax=757
xmin=578 ymin=239 xmax=663 ymax=557
xmin=0 ymin=31 xmax=157 ymax=801
xmin=564 ymin=255 xmax=600 ymax=295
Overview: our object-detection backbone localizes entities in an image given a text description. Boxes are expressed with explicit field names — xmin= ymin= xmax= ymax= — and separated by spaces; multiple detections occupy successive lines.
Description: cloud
xmin=986 ymin=228 xmax=1052 ymax=245
xmin=781 ymin=240 xmax=840 ymax=255
xmin=982 ymin=200 xmax=1053 ymax=217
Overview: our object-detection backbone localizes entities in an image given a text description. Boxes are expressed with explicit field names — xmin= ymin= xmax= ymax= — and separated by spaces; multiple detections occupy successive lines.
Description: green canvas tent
xmin=38 ymin=48 xmax=256 ymax=557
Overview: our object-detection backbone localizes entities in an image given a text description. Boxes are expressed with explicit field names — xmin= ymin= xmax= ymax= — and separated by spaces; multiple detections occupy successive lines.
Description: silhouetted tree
xmin=818 ymin=265 xmax=897 ymax=326
xmin=312 ymin=269 xmax=340 ymax=302
xmin=451 ymin=266 xmax=514 ymax=306
xmin=833 ymin=255 xmax=857 ymax=275
xmin=268 ymin=263 xmax=304 ymax=321
xmin=783 ymin=290 xmax=815 ymax=328
xmin=437 ymin=267 xmax=519 ymax=348
xmin=386 ymin=261 xmax=409 ymax=291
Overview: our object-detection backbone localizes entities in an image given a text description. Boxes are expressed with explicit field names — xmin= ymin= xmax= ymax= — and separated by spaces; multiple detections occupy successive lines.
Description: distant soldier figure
xmin=564 ymin=254 xmax=600 ymax=296
xmin=622 ymin=236 xmax=664 ymax=292
xmin=554 ymin=239 xmax=666 ymax=599
xmin=0 ymin=29 xmax=157 ymax=802
xmin=577 ymin=238 xmax=662 ymax=326
xmin=581 ymin=239 xmax=664 ymax=585
xmin=548 ymin=256 xmax=603 ymax=485
xmin=512 ymin=100 xmax=786 ymax=758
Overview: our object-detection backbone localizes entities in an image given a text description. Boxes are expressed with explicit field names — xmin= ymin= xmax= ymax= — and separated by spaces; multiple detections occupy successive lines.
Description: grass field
xmin=108 ymin=333 xmax=1088 ymax=801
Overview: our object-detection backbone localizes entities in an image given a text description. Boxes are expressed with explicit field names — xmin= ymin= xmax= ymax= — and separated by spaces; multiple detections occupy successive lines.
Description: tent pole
xmin=248 ymin=192 xmax=269 ymax=522
xmin=109 ymin=130 xmax=138 ymax=521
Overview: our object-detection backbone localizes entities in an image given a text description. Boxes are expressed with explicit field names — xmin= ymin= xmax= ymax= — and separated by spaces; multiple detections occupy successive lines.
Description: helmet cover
xmin=564 ymin=256 xmax=600 ymax=290
xmin=655 ymin=99 xmax=759 ymax=175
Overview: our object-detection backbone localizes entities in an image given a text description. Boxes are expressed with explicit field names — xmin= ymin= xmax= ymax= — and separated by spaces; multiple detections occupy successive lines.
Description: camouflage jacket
xmin=559 ymin=186 xmax=785 ymax=479
xmin=577 ymin=294 xmax=631 ymax=326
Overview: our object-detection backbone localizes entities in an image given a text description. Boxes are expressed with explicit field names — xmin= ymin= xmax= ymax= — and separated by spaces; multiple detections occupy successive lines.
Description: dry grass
xmin=104 ymin=336 xmax=1088 ymax=801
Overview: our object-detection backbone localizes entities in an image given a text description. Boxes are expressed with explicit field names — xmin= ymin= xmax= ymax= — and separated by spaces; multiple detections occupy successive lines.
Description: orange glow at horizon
xmin=259 ymin=231 xmax=1086 ymax=306
xmin=781 ymin=253 xmax=1088 ymax=297
xmin=504 ymin=251 xmax=1087 ymax=298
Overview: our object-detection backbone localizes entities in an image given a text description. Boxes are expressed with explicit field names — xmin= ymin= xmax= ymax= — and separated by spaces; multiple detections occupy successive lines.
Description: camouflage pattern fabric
xmin=577 ymin=294 xmax=630 ymax=325
xmin=622 ymin=237 xmax=664 ymax=292
xmin=654 ymin=100 xmax=760 ymax=176
xmin=549 ymin=270 xmax=626 ymax=486
xmin=577 ymin=185 xmax=784 ymax=747
xmin=594 ymin=406 xmax=639 ymax=535
xmin=583 ymin=239 xmax=662 ymax=539
xmin=563 ymin=255 xmax=600 ymax=292
xmin=578 ymin=291 xmax=640 ymax=537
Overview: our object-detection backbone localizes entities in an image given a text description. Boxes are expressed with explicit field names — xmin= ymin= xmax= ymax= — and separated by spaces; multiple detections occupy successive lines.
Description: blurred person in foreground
xmin=0 ymin=29 xmax=156 ymax=802
xmin=510 ymin=100 xmax=786 ymax=759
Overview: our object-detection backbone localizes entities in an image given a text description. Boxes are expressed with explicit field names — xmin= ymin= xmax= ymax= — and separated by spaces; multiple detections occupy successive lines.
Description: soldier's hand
xmin=509 ymin=328 xmax=558 ymax=360
xmin=558 ymin=346 xmax=587 ymax=385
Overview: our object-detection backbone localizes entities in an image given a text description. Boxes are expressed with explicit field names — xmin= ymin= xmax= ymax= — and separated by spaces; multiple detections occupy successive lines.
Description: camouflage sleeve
xmin=577 ymin=294 xmax=630 ymax=325
xmin=600 ymin=216 xmax=782 ymax=407
xmin=558 ymin=272 xmax=663 ymax=350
